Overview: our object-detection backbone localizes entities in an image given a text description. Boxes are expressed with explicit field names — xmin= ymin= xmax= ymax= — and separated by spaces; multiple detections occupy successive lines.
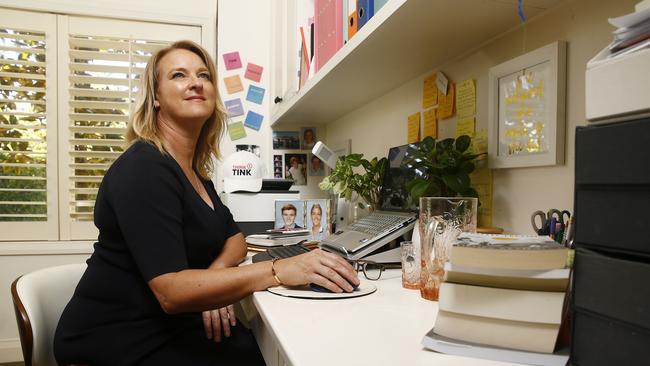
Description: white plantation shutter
xmin=59 ymin=17 xmax=201 ymax=240
xmin=0 ymin=10 xmax=58 ymax=240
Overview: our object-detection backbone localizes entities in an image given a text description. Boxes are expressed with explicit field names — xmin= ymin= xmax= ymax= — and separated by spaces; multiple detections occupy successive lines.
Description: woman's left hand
xmin=202 ymin=305 xmax=237 ymax=342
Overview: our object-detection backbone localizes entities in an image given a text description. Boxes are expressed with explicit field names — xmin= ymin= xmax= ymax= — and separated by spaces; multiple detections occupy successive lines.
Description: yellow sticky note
xmin=455 ymin=117 xmax=475 ymax=138
xmin=456 ymin=79 xmax=476 ymax=118
xmin=422 ymin=74 xmax=438 ymax=109
xmin=472 ymin=128 xmax=488 ymax=159
xmin=407 ymin=112 xmax=421 ymax=143
xmin=470 ymin=168 xmax=493 ymax=227
xmin=437 ymin=82 xmax=455 ymax=119
xmin=227 ymin=121 xmax=246 ymax=140
xmin=423 ymin=108 xmax=437 ymax=139
xmin=224 ymin=75 xmax=244 ymax=94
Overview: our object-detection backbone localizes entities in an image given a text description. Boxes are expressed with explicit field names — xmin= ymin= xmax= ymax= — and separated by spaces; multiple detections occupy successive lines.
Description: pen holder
xmin=419 ymin=197 xmax=477 ymax=301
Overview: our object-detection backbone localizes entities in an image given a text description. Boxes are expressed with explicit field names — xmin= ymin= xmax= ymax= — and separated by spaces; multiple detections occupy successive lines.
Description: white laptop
xmin=320 ymin=143 xmax=420 ymax=260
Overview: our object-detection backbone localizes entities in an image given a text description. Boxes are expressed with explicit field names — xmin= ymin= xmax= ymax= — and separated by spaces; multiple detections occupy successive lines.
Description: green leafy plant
xmin=405 ymin=135 xmax=485 ymax=202
xmin=318 ymin=153 xmax=388 ymax=211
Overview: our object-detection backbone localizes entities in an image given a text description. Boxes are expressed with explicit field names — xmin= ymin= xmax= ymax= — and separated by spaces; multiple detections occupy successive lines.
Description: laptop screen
xmin=379 ymin=143 xmax=420 ymax=212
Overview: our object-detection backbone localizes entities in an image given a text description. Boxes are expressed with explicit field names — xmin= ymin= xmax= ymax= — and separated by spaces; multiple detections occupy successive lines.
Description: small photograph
xmin=274 ymin=200 xmax=305 ymax=230
xmin=300 ymin=127 xmax=317 ymax=150
xmin=273 ymin=131 xmax=300 ymax=150
xmin=284 ymin=153 xmax=307 ymax=185
xmin=273 ymin=154 xmax=283 ymax=178
xmin=307 ymin=199 xmax=330 ymax=241
xmin=236 ymin=144 xmax=261 ymax=157
xmin=308 ymin=154 xmax=325 ymax=176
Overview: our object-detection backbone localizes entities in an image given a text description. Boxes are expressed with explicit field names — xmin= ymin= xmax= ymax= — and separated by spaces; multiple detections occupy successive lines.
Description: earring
xmin=153 ymin=101 xmax=160 ymax=109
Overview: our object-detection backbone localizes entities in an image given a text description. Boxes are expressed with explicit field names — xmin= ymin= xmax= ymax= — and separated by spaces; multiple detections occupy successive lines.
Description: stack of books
xmin=422 ymin=234 xmax=571 ymax=365
xmin=245 ymin=229 xmax=312 ymax=250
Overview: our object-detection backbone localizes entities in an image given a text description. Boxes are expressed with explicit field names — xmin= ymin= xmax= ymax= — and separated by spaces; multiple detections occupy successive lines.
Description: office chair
xmin=11 ymin=263 xmax=87 ymax=366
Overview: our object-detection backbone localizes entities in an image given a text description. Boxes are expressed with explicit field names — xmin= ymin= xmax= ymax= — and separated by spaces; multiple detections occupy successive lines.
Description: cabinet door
xmin=270 ymin=0 xmax=299 ymax=118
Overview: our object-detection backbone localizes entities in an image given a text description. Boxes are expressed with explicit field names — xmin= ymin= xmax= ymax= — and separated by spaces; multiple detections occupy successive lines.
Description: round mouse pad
xmin=267 ymin=279 xmax=377 ymax=299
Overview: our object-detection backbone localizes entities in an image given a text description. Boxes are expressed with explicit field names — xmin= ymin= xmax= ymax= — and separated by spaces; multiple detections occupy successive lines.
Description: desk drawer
xmin=574 ymin=187 xmax=650 ymax=256
xmin=571 ymin=310 xmax=650 ymax=366
xmin=575 ymin=119 xmax=650 ymax=185
xmin=572 ymin=248 xmax=650 ymax=329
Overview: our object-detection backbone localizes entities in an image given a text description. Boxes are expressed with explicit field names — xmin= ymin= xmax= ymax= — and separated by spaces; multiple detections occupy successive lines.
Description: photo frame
xmin=488 ymin=41 xmax=566 ymax=169
xmin=274 ymin=200 xmax=305 ymax=230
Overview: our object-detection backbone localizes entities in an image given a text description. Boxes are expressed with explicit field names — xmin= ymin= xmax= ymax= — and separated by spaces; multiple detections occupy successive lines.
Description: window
xmin=0 ymin=9 xmax=201 ymax=241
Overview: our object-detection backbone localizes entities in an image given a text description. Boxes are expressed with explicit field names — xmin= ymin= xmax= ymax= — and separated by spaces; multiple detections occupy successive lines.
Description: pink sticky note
xmin=222 ymin=52 xmax=242 ymax=70
xmin=244 ymin=63 xmax=264 ymax=82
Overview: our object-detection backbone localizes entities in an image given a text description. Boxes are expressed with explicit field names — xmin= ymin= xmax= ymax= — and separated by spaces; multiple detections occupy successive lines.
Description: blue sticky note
xmin=246 ymin=85 xmax=265 ymax=105
xmin=224 ymin=98 xmax=244 ymax=117
xmin=244 ymin=111 xmax=264 ymax=131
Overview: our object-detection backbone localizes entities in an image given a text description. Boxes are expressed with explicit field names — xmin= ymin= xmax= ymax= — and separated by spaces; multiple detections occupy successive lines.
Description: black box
xmin=573 ymin=187 xmax=650 ymax=256
xmin=575 ymin=118 xmax=650 ymax=186
xmin=573 ymin=248 xmax=650 ymax=328
xmin=571 ymin=310 xmax=650 ymax=366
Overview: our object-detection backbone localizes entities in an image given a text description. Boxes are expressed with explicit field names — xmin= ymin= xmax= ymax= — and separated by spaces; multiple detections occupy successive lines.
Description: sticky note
xmin=222 ymin=52 xmax=242 ymax=70
xmin=456 ymin=79 xmax=476 ymax=118
xmin=472 ymin=128 xmax=488 ymax=159
xmin=423 ymin=108 xmax=437 ymax=139
xmin=224 ymin=75 xmax=244 ymax=94
xmin=246 ymin=85 xmax=265 ymax=104
xmin=422 ymin=74 xmax=438 ymax=109
xmin=407 ymin=112 xmax=421 ymax=144
xmin=227 ymin=121 xmax=246 ymax=141
xmin=244 ymin=63 xmax=264 ymax=82
xmin=244 ymin=111 xmax=264 ymax=131
xmin=455 ymin=117 xmax=475 ymax=138
xmin=224 ymin=98 xmax=244 ymax=117
xmin=437 ymin=82 xmax=455 ymax=119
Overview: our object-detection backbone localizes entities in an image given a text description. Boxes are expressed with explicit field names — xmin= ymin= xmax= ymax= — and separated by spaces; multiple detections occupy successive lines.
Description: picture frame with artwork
xmin=284 ymin=153 xmax=307 ymax=185
xmin=274 ymin=199 xmax=331 ymax=240
xmin=273 ymin=131 xmax=300 ymax=149
xmin=488 ymin=41 xmax=567 ymax=169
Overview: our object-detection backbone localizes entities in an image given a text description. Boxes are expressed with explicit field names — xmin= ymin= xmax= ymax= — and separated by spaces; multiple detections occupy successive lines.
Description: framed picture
xmin=300 ymin=127 xmax=317 ymax=150
xmin=273 ymin=154 xmax=283 ymax=178
xmin=273 ymin=131 xmax=300 ymax=149
xmin=306 ymin=199 xmax=331 ymax=240
xmin=284 ymin=153 xmax=307 ymax=185
xmin=488 ymin=41 xmax=566 ymax=169
xmin=308 ymin=154 xmax=325 ymax=176
xmin=274 ymin=200 xmax=305 ymax=230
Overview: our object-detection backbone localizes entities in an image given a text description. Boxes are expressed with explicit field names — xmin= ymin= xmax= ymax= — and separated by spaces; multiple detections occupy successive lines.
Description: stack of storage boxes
xmin=572 ymin=118 xmax=650 ymax=365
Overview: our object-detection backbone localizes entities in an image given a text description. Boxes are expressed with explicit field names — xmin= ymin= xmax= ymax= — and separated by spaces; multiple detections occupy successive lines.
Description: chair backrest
xmin=11 ymin=263 xmax=87 ymax=366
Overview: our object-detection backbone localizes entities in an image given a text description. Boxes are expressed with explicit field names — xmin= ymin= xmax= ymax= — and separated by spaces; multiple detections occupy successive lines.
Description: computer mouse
xmin=309 ymin=281 xmax=359 ymax=293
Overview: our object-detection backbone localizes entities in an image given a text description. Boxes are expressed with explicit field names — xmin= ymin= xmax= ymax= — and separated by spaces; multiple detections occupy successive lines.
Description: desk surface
xmin=251 ymin=269 xmax=519 ymax=366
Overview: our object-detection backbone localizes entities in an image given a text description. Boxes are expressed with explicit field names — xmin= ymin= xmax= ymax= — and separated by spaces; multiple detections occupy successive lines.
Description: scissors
xmin=531 ymin=209 xmax=571 ymax=235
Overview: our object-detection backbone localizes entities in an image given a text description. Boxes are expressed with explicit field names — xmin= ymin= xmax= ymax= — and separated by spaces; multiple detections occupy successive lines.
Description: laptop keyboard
xmin=267 ymin=243 xmax=310 ymax=259
xmin=346 ymin=213 xmax=409 ymax=236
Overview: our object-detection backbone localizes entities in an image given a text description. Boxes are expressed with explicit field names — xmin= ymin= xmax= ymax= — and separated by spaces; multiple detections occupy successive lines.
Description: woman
xmin=53 ymin=41 xmax=358 ymax=366
xmin=287 ymin=156 xmax=306 ymax=185
xmin=309 ymin=203 xmax=325 ymax=240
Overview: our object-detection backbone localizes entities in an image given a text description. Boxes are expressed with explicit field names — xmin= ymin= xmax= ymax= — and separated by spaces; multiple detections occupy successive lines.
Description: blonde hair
xmin=126 ymin=40 xmax=227 ymax=180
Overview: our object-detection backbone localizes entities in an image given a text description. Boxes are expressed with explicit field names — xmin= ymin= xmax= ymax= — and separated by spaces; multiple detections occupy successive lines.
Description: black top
xmin=54 ymin=141 xmax=242 ymax=365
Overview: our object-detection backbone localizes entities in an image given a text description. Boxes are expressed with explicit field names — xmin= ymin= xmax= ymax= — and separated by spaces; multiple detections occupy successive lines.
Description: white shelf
xmin=271 ymin=0 xmax=562 ymax=126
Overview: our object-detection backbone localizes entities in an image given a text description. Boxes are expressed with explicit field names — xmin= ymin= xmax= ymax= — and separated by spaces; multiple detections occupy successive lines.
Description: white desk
xmin=241 ymin=269 xmax=519 ymax=366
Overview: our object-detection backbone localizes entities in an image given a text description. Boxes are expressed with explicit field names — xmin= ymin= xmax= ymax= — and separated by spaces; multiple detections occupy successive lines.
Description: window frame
xmin=0 ymin=4 xmax=212 ymax=243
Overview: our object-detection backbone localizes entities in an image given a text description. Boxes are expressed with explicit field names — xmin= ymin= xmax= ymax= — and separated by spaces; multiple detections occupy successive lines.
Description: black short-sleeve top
xmin=54 ymin=140 xmax=240 ymax=362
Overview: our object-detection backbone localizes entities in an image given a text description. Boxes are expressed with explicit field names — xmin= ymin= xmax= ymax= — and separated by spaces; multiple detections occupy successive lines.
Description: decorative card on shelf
xmin=244 ymin=111 xmax=264 ymax=131
xmin=224 ymin=75 xmax=244 ymax=94
xmin=284 ymin=153 xmax=307 ymax=186
xmin=273 ymin=131 xmax=300 ymax=149
xmin=222 ymin=51 xmax=242 ymax=70
xmin=488 ymin=41 xmax=566 ymax=169
xmin=244 ymin=62 xmax=264 ymax=82
xmin=246 ymin=85 xmax=265 ymax=104
xmin=300 ymin=127 xmax=317 ymax=150
xmin=224 ymin=98 xmax=244 ymax=117
xmin=274 ymin=199 xmax=332 ymax=240
xmin=227 ymin=121 xmax=246 ymax=141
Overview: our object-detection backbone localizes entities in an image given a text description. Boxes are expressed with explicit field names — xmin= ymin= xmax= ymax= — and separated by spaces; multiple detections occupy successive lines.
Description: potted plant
xmin=318 ymin=153 xmax=388 ymax=211
xmin=405 ymin=135 xmax=485 ymax=202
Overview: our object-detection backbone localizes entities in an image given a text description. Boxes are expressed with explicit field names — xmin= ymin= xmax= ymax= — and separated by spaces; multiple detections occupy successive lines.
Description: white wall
xmin=0 ymin=0 xmax=217 ymax=362
xmin=326 ymin=0 xmax=636 ymax=234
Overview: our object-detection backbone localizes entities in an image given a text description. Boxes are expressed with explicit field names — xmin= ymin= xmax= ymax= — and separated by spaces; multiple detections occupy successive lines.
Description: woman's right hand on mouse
xmin=273 ymin=249 xmax=360 ymax=293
